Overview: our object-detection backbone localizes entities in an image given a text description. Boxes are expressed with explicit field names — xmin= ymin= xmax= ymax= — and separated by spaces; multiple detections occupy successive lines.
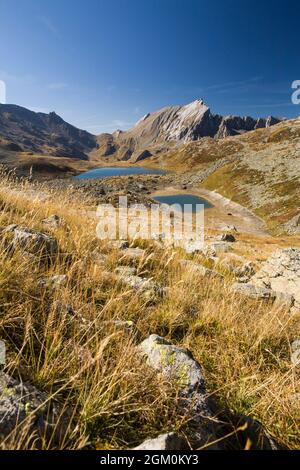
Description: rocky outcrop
xmin=232 ymin=248 xmax=300 ymax=313
xmin=250 ymin=248 xmax=300 ymax=312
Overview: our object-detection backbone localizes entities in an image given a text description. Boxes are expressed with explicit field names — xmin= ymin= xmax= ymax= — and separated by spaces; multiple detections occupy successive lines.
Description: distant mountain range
xmin=0 ymin=100 xmax=281 ymax=163
xmin=91 ymin=99 xmax=281 ymax=163
xmin=0 ymin=100 xmax=298 ymax=234
xmin=0 ymin=104 xmax=96 ymax=160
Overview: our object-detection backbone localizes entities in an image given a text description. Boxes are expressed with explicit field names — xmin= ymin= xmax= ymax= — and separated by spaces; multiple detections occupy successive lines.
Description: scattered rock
xmin=223 ymin=225 xmax=238 ymax=232
xmin=133 ymin=432 xmax=189 ymax=450
xmin=234 ymin=262 xmax=256 ymax=279
xmin=0 ymin=372 xmax=68 ymax=444
xmin=115 ymin=266 xmax=137 ymax=277
xmin=110 ymin=240 xmax=130 ymax=250
xmin=91 ymin=252 xmax=109 ymax=266
xmin=38 ymin=275 xmax=68 ymax=289
xmin=121 ymin=247 xmax=146 ymax=259
xmin=42 ymin=215 xmax=64 ymax=229
xmin=179 ymin=240 xmax=204 ymax=254
xmin=2 ymin=225 xmax=58 ymax=259
xmin=232 ymin=283 xmax=275 ymax=300
xmin=120 ymin=274 xmax=163 ymax=297
xmin=220 ymin=233 xmax=236 ymax=243
xmin=238 ymin=276 xmax=251 ymax=284
xmin=207 ymin=242 xmax=233 ymax=254
xmin=273 ymin=292 xmax=295 ymax=310
xmin=181 ymin=260 xmax=224 ymax=281
xmin=103 ymin=320 xmax=134 ymax=331
xmin=52 ymin=301 xmax=75 ymax=317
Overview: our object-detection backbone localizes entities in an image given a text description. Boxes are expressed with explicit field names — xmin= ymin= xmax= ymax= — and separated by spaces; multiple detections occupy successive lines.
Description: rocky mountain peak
xmin=93 ymin=99 xmax=282 ymax=163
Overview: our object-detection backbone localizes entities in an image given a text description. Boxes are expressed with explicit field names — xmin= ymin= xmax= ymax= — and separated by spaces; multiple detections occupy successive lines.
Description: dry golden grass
xmin=0 ymin=172 xmax=299 ymax=450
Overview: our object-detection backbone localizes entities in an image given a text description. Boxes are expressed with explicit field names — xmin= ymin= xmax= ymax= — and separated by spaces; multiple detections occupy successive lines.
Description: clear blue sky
xmin=1 ymin=0 xmax=299 ymax=134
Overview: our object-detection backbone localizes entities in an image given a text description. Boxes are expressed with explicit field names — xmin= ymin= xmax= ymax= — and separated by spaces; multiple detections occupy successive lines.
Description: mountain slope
xmin=92 ymin=99 xmax=281 ymax=163
xmin=0 ymin=104 xmax=96 ymax=160
xmin=160 ymin=118 xmax=300 ymax=233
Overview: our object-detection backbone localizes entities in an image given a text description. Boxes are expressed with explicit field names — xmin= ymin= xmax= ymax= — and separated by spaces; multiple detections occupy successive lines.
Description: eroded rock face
xmin=133 ymin=432 xmax=189 ymax=450
xmin=0 ymin=372 xmax=67 ymax=445
xmin=251 ymin=248 xmax=300 ymax=311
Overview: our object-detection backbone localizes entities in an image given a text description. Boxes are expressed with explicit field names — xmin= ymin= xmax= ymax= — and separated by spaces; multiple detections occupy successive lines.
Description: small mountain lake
xmin=75 ymin=166 xmax=166 ymax=180
xmin=153 ymin=194 xmax=213 ymax=212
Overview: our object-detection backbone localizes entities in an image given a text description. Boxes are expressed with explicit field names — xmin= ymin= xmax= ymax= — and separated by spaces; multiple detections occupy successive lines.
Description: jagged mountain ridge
xmin=0 ymin=104 xmax=96 ymax=160
xmin=0 ymin=101 xmax=281 ymax=164
xmin=92 ymin=99 xmax=281 ymax=163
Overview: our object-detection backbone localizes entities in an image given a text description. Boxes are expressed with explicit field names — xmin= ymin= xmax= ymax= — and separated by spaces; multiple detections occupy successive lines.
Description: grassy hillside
xmin=0 ymin=172 xmax=299 ymax=449
xmin=157 ymin=118 xmax=300 ymax=233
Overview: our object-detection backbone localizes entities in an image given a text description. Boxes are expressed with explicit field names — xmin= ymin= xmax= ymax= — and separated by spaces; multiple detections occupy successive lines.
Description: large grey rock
xmin=3 ymin=225 xmax=58 ymax=259
xmin=139 ymin=335 xmax=221 ymax=449
xmin=133 ymin=432 xmax=189 ymax=450
xmin=139 ymin=335 xmax=206 ymax=393
xmin=273 ymin=292 xmax=295 ymax=310
xmin=0 ymin=372 xmax=67 ymax=444
xmin=251 ymin=248 xmax=300 ymax=310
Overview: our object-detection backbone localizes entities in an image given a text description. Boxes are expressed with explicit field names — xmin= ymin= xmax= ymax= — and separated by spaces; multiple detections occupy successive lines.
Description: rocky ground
xmin=0 ymin=173 xmax=299 ymax=450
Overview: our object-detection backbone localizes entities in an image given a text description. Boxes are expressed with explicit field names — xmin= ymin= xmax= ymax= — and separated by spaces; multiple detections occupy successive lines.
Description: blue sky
xmin=0 ymin=0 xmax=299 ymax=134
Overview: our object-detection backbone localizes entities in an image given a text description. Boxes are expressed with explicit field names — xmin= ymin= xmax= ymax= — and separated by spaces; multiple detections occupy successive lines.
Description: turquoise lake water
xmin=75 ymin=166 xmax=166 ymax=180
xmin=153 ymin=194 xmax=213 ymax=213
